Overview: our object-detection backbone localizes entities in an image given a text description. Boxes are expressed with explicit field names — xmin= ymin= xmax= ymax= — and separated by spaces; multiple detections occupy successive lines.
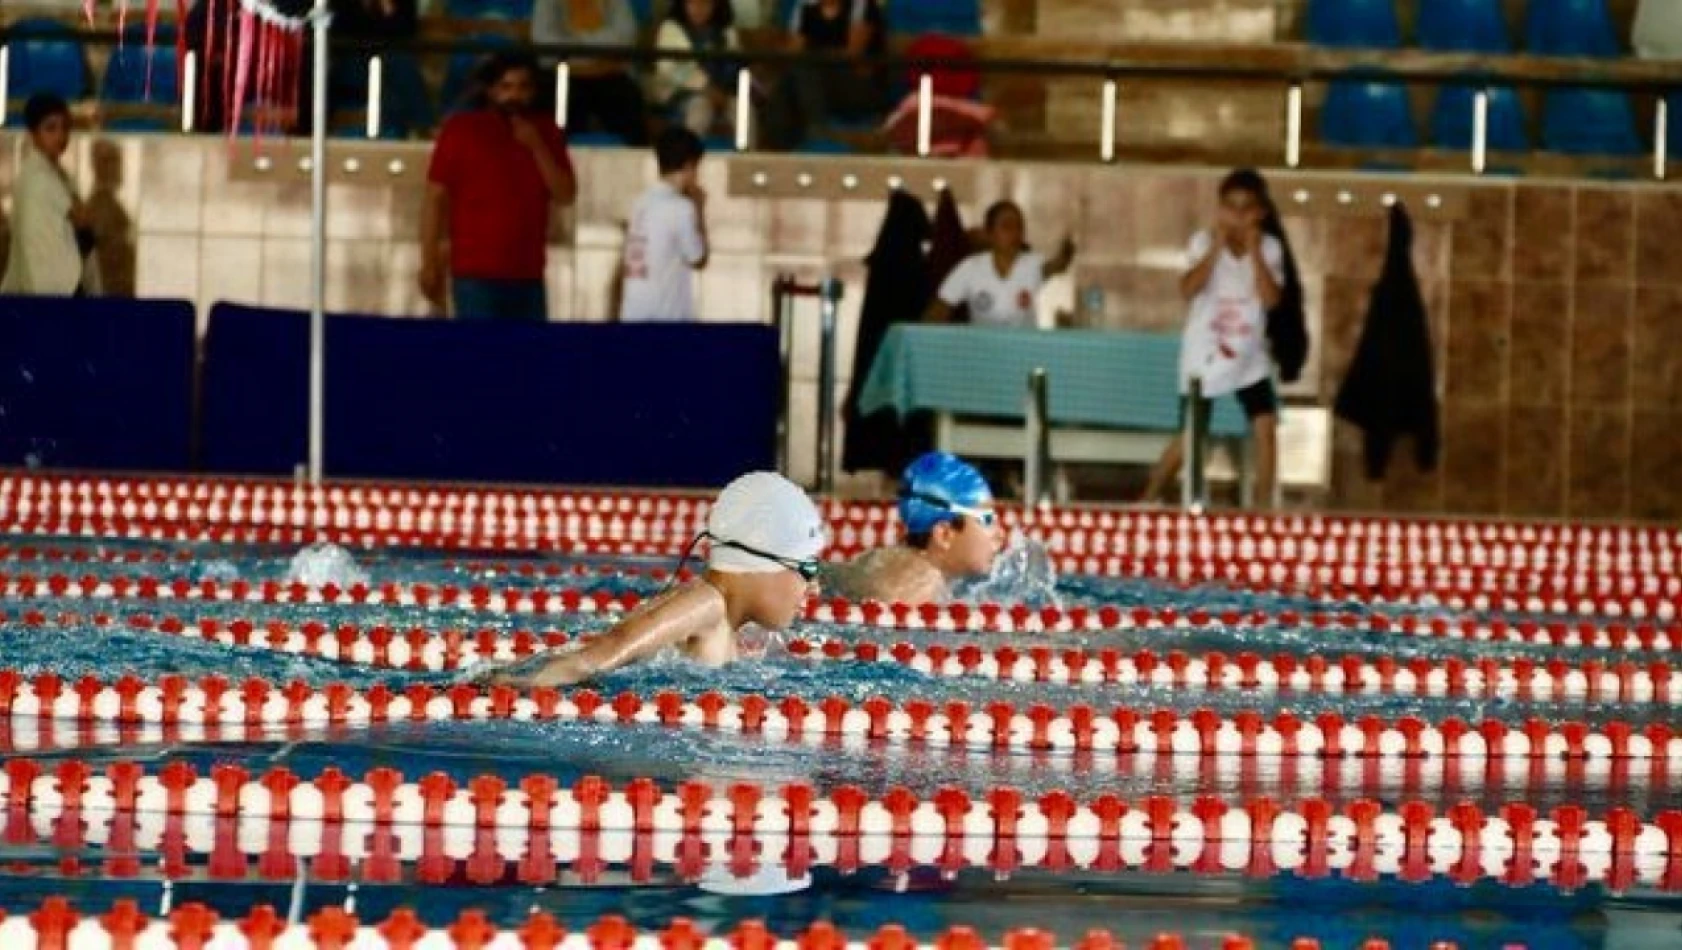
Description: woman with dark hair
xmin=2 ymin=94 xmax=99 ymax=296
xmin=924 ymin=199 xmax=1074 ymax=328
xmin=650 ymin=0 xmax=747 ymax=137
xmin=1143 ymin=168 xmax=1306 ymax=509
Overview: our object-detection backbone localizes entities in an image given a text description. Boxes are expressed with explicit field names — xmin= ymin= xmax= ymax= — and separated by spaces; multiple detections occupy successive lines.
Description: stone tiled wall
xmin=1 ymin=132 xmax=1677 ymax=520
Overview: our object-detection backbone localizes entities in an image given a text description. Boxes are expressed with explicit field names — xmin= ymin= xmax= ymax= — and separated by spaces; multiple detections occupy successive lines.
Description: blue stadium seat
xmin=797 ymin=137 xmax=854 ymax=154
xmin=447 ymin=0 xmax=534 ymax=18
xmin=1305 ymin=0 xmax=1401 ymax=48
xmin=440 ymin=35 xmax=515 ymax=113
xmin=1417 ymin=0 xmax=1511 ymax=52
xmin=332 ymin=51 xmax=434 ymax=138
xmin=1542 ymin=88 xmax=1641 ymax=155
xmin=567 ymin=130 xmax=626 ymax=146
xmin=887 ymin=0 xmax=982 ymax=37
xmin=1430 ymin=84 xmax=1528 ymax=151
xmin=1670 ymin=92 xmax=1682 ymax=155
xmin=1321 ymin=79 xmax=1417 ymax=148
xmin=1525 ymin=0 xmax=1620 ymax=56
xmin=5 ymin=18 xmax=91 ymax=101
xmin=100 ymin=25 xmax=179 ymax=105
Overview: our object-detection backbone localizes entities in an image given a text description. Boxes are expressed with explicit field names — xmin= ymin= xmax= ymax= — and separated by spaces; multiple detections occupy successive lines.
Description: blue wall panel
xmin=0 ymin=296 xmax=196 ymax=472
xmin=201 ymin=304 xmax=780 ymax=488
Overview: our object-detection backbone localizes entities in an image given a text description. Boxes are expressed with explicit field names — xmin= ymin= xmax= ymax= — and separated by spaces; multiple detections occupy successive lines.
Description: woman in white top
xmin=2 ymin=94 xmax=99 ymax=297
xmin=925 ymin=200 xmax=1074 ymax=327
xmin=650 ymin=0 xmax=745 ymax=138
xmin=1144 ymin=168 xmax=1286 ymax=507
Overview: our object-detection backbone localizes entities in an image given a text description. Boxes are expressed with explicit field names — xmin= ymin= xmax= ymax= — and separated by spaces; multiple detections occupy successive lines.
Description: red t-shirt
xmin=427 ymin=109 xmax=573 ymax=281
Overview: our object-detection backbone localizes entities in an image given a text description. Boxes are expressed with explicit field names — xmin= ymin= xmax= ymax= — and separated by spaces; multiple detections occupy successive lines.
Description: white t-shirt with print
xmin=937 ymin=251 xmax=1045 ymax=328
xmin=619 ymin=182 xmax=706 ymax=323
xmin=1179 ymin=229 xmax=1284 ymax=397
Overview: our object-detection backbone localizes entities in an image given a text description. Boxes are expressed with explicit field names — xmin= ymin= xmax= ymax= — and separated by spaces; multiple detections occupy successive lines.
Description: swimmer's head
xmin=704 ymin=471 xmax=826 ymax=627
xmin=898 ymin=452 xmax=1000 ymax=578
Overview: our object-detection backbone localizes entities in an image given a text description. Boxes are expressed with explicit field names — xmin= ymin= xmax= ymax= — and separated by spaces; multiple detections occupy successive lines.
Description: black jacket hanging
xmin=1262 ymin=210 xmax=1310 ymax=382
xmin=1334 ymin=202 xmax=1440 ymax=479
xmin=842 ymin=189 xmax=933 ymax=474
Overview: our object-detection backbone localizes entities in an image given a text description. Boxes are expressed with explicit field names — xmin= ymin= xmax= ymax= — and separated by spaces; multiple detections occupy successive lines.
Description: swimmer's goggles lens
xmin=712 ymin=537 xmax=822 ymax=581
xmin=900 ymin=490 xmax=998 ymax=529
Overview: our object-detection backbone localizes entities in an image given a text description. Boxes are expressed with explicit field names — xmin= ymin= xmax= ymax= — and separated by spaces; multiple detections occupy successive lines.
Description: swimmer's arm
xmin=508 ymin=612 xmax=682 ymax=687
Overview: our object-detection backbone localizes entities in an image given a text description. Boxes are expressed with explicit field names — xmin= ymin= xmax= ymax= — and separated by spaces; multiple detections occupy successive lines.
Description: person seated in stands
xmin=924 ymin=200 xmax=1074 ymax=328
xmin=825 ymin=452 xmax=1001 ymax=605
xmin=762 ymin=0 xmax=886 ymax=149
xmin=532 ymin=0 xmax=650 ymax=145
xmin=883 ymin=35 xmax=996 ymax=158
xmin=1142 ymin=168 xmax=1285 ymax=507
xmin=650 ymin=0 xmax=749 ymax=139
xmin=482 ymin=472 xmax=824 ymax=687
xmin=619 ymin=127 xmax=710 ymax=322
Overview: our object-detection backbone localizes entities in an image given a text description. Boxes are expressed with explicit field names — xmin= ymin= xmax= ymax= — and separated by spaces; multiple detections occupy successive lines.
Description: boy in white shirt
xmin=1143 ymin=169 xmax=1286 ymax=507
xmin=619 ymin=127 xmax=710 ymax=322
xmin=926 ymin=200 xmax=1074 ymax=328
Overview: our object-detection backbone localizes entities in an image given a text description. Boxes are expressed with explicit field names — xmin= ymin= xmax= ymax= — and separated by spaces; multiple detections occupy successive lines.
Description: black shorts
xmin=1178 ymin=378 xmax=1279 ymax=430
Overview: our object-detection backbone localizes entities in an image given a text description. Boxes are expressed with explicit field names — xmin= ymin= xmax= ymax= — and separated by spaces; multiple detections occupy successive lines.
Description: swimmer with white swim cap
xmin=825 ymin=452 xmax=1002 ymax=606
xmin=483 ymin=472 xmax=825 ymax=687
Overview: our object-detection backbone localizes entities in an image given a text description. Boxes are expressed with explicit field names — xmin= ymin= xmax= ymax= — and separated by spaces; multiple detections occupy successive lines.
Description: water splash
xmin=955 ymin=532 xmax=1060 ymax=607
xmin=284 ymin=543 xmax=369 ymax=589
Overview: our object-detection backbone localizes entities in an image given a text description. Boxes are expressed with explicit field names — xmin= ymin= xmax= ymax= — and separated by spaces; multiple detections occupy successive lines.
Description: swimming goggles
xmin=899 ymin=490 xmax=999 ymax=529
xmin=674 ymin=531 xmax=822 ymax=582
xmin=710 ymin=538 xmax=823 ymax=582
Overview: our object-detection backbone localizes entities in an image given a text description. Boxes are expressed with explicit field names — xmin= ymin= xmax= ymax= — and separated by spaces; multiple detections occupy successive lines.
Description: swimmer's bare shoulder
xmin=829 ymin=548 xmax=948 ymax=605
xmin=484 ymin=579 xmax=730 ymax=688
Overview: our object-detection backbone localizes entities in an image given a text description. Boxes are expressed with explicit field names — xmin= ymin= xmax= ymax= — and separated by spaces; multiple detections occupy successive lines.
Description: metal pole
xmin=915 ymin=73 xmax=933 ymax=157
xmin=1656 ymin=97 xmax=1669 ymax=181
xmin=181 ymin=50 xmax=198 ymax=132
xmin=772 ymin=276 xmax=792 ymax=475
xmin=735 ymin=67 xmax=751 ymax=151
xmin=1284 ymin=82 xmax=1303 ymax=169
xmin=1471 ymin=87 xmax=1488 ymax=175
xmin=554 ymin=63 xmax=570 ymax=128
xmin=307 ymin=0 xmax=331 ymax=484
xmin=365 ymin=54 xmax=384 ymax=139
xmin=816 ymin=277 xmax=842 ymax=495
xmin=1182 ymin=377 xmax=1206 ymax=511
xmin=0 ymin=48 xmax=9 ymax=126
xmin=1100 ymin=78 xmax=1117 ymax=162
xmin=1024 ymin=367 xmax=1049 ymax=506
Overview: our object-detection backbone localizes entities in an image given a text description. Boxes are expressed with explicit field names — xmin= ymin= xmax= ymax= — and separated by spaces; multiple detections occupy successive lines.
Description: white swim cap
xmin=706 ymin=472 xmax=825 ymax=574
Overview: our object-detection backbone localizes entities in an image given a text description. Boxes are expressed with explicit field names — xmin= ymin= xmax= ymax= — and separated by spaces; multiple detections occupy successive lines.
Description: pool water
xmin=0 ymin=537 xmax=1679 ymax=949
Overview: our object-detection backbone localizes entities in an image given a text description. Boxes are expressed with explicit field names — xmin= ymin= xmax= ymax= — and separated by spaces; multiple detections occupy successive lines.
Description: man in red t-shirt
xmin=420 ymin=51 xmax=577 ymax=321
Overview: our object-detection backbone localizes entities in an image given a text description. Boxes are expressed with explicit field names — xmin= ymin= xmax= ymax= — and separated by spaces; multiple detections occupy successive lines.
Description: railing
xmin=2 ymin=23 xmax=1678 ymax=178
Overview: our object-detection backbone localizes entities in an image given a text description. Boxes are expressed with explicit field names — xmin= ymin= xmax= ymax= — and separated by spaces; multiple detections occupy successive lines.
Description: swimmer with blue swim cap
xmin=483 ymin=472 xmax=825 ymax=687
xmin=827 ymin=452 xmax=1002 ymax=605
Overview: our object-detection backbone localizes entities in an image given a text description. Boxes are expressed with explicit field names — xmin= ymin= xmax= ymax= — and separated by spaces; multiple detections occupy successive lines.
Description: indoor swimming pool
xmin=0 ymin=476 xmax=1678 ymax=949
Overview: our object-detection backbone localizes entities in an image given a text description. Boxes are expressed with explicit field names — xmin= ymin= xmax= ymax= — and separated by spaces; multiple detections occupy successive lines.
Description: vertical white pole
xmin=916 ymin=73 xmax=932 ymax=157
xmin=734 ymin=67 xmax=750 ymax=151
xmin=554 ymin=63 xmax=570 ymax=128
xmin=1100 ymin=79 xmax=1117 ymax=162
xmin=181 ymin=50 xmax=198 ymax=132
xmin=1656 ymin=98 xmax=1669 ymax=181
xmin=308 ymin=0 xmax=331 ymax=483
xmin=365 ymin=55 xmax=383 ymax=139
xmin=0 ymin=48 xmax=9 ymax=126
xmin=1285 ymin=83 xmax=1303 ymax=169
xmin=1471 ymin=88 xmax=1488 ymax=175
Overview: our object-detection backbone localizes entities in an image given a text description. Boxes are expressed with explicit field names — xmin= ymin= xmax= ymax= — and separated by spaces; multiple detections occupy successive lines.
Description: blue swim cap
xmin=898 ymin=452 xmax=992 ymax=535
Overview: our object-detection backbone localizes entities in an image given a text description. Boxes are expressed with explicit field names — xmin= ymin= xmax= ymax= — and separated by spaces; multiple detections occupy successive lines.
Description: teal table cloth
xmin=857 ymin=325 xmax=1249 ymax=437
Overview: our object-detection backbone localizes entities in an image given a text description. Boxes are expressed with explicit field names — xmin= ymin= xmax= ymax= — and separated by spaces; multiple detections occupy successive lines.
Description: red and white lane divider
xmin=23 ymin=606 xmax=1680 ymax=705
xmin=0 ymin=899 xmax=1424 ymax=950
xmin=3 ymin=673 xmax=1679 ymax=765
xmin=3 ymin=471 xmax=1676 ymax=546
xmin=9 ymin=573 xmax=1682 ymax=647
xmin=789 ymin=638 xmax=1682 ymax=704
xmin=5 ymin=760 xmax=1681 ymax=890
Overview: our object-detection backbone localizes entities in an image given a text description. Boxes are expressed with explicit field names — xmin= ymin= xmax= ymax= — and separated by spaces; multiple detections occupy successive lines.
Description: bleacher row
xmin=3 ymin=0 xmax=1678 ymax=164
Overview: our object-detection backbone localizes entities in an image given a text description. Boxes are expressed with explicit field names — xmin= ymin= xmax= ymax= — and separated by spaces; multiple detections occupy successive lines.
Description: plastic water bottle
xmin=1080 ymin=285 xmax=1105 ymax=326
